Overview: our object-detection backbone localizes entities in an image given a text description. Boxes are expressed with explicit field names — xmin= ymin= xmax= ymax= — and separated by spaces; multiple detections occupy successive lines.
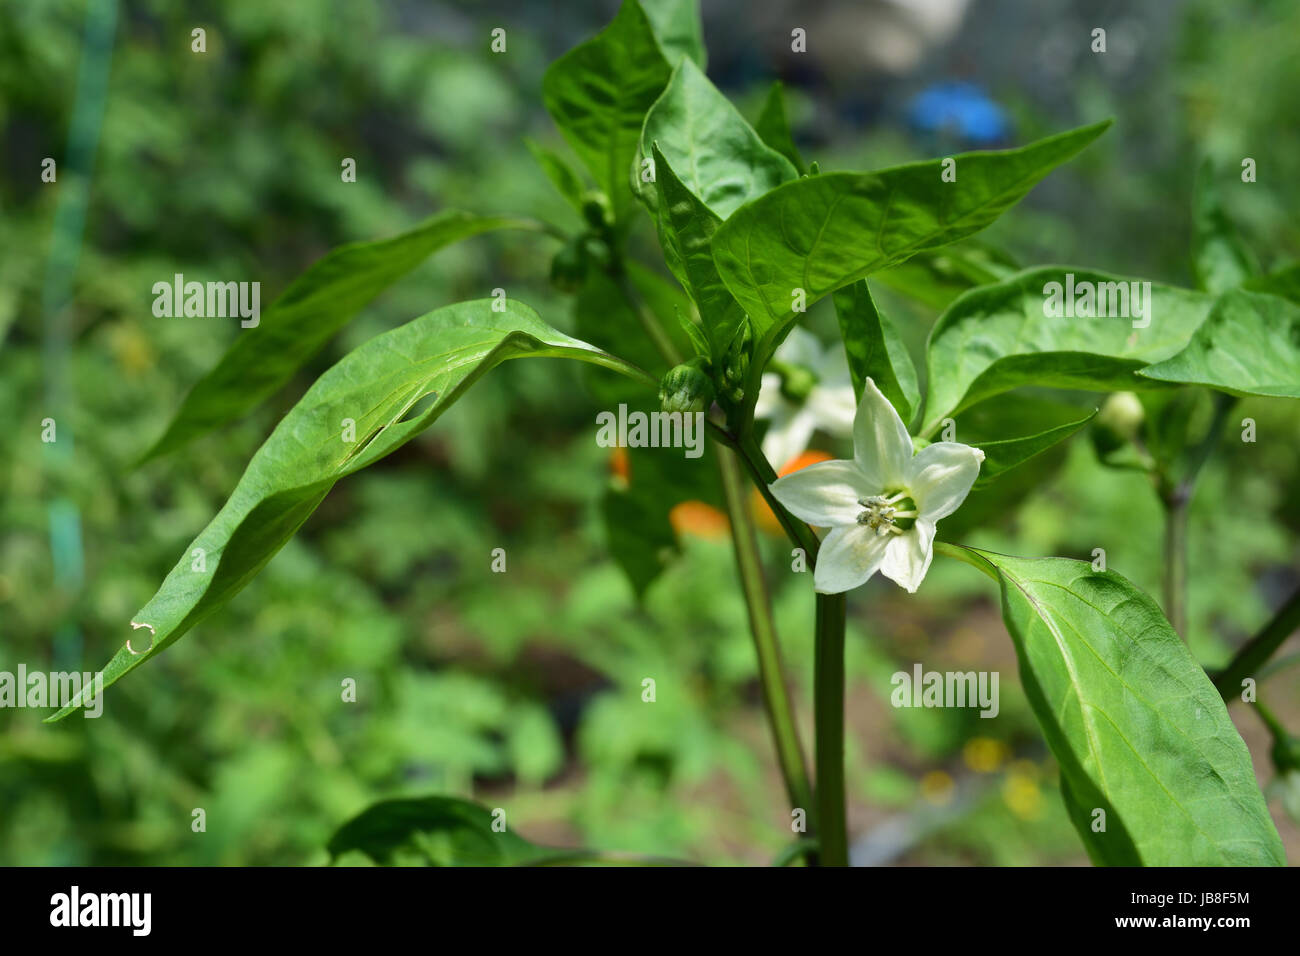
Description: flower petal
xmin=880 ymin=519 xmax=936 ymax=593
xmin=853 ymin=377 xmax=914 ymax=490
xmin=907 ymin=442 xmax=984 ymax=521
xmin=806 ymin=383 xmax=857 ymax=436
xmin=761 ymin=407 xmax=817 ymax=472
xmin=769 ymin=458 xmax=867 ymax=527
xmin=813 ymin=525 xmax=890 ymax=594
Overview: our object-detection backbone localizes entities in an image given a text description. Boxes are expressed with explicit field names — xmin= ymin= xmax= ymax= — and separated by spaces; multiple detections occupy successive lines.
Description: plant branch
xmin=710 ymin=425 xmax=821 ymax=560
xmin=612 ymin=273 xmax=820 ymax=858
xmin=814 ymin=591 xmax=849 ymax=866
xmin=610 ymin=265 xmax=683 ymax=368
xmin=1213 ymin=589 xmax=1300 ymax=701
xmin=716 ymin=442 xmax=816 ymax=832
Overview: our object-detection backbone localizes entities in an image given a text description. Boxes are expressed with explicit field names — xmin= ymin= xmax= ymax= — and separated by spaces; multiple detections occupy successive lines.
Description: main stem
xmin=814 ymin=591 xmax=848 ymax=866
xmin=716 ymin=445 xmax=815 ymax=824
xmin=611 ymin=271 xmax=820 ymax=852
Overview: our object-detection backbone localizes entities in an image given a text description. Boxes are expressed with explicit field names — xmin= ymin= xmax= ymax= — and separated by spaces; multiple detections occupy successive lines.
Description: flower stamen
xmin=856 ymin=492 xmax=918 ymax=536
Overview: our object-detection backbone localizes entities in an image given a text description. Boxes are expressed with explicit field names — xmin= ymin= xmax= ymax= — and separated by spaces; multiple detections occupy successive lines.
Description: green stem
xmin=716 ymin=443 xmax=816 ymax=829
xmin=609 ymin=274 xmax=819 ymax=860
xmin=1213 ymin=589 xmax=1300 ymax=701
xmin=730 ymin=429 xmax=821 ymax=559
xmin=1160 ymin=488 xmax=1189 ymax=639
xmin=814 ymin=591 xmax=849 ymax=866
xmin=610 ymin=266 xmax=682 ymax=367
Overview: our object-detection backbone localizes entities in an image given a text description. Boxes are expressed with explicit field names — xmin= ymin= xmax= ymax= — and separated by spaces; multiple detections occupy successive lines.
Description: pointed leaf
xmin=950 ymin=393 xmax=1097 ymax=486
xmin=754 ymin=81 xmax=806 ymax=175
xmin=140 ymin=211 xmax=534 ymax=462
xmin=940 ymin=544 xmax=1285 ymax=866
xmin=651 ymin=145 xmax=746 ymax=358
xmin=921 ymin=267 xmax=1213 ymax=435
xmin=49 ymin=299 xmax=651 ymax=720
xmin=710 ymin=121 xmax=1112 ymax=363
xmin=542 ymin=0 xmax=671 ymax=224
xmin=1139 ymin=288 xmax=1300 ymax=398
xmin=831 ymin=279 xmax=918 ymax=420
xmin=637 ymin=58 xmax=797 ymax=219
xmin=641 ymin=0 xmax=706 ymax=67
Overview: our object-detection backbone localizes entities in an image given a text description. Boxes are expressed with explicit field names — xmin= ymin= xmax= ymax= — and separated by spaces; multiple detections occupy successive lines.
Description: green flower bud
xmin=1097 ymin=391 xmax=1145 ymax=440
xmin=1092 ymin=390 xmax=1146 ymax=458
xmin=549 ymin=237 xmax=588 ymax=293
xmin=659 ymin=358 xmax=715 ymax=414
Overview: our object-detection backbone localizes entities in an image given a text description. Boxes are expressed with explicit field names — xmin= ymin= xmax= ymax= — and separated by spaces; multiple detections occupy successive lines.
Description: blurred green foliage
xmin=1 ymin=0 xmax=1296 ymax=865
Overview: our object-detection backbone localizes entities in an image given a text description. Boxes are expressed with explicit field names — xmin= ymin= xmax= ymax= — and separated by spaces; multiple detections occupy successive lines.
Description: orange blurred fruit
xmin=752 ymin=449 xmax=833 ymax=534
xmin=670 ymin=500 xmax=730 ymax=539
xmin=608 ymin=446 xmax=630 ymax=488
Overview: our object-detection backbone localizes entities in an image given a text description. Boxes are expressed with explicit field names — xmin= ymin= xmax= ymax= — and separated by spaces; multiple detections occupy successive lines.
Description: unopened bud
xmin=659 ymin=358 xmax=715 ymax=414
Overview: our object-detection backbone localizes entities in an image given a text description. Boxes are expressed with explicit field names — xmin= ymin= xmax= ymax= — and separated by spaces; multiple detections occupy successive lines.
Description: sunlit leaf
xmin=637 ymin=58 xmax=796 ymax=219
xmin=542 ymin=0 xmax=671 ymax=224
xmin=49 ymin=299 xmax=651 ymax=719
xmin=652 ymin=145 xmax=746 ymax=359
xmin=921 ymin=266 xmax=1212 ymax=435
xmin=710 ymin=121 xmax=1111 ymax=371
xmin=1139 ymin=288 xmax=1300 ymax=398
xmin=831 ymin=279 xmax=918 ymax=420
xmin=140 ymin=211 xmax=535 ymax=462
xmin=941 ymin=544 xmax=1285 ymax=866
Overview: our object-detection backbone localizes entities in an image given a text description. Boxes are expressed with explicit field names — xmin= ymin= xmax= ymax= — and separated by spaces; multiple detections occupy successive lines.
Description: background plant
xmin=3 ymin=0 xmax=1297 ymax=866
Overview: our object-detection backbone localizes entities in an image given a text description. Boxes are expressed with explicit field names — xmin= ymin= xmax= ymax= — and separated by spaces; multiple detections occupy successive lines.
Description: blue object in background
xmin=907 ymin=81 xmax=1009 ymax=145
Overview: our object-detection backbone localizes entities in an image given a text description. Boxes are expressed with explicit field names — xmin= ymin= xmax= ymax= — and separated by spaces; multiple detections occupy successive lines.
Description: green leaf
xmin=140 ymin=211 xmax=534 ymax=462
xmin=710 ymin=121 xmax=1111 ymax=369
xmin=939 ymin=544 xmax=1285 ymax=866
xmin=525 ymin=137 xmax=587 ymax=210
xmin=831 ymin=280 xmax=918 ymax=421
xmin=921 ymin=266 xmax=1213 ymax=435
xmin=641 ymin=0 xmax=706 ymax=67
xmin=1139 ymin=288 xmax=1300 ymax=398
xmin=950 ymin=393 xmax=1097 ymax=487
xmin=1243 ymin=262 xmax=1300 ymax=304
xmin=327 ymin=796 xmax=550 ymax=866
xmin=651 ymin=145 xmax=746 ymax=359
xmin=638 ymin=58 xmax=797 ymax=219
xmin=754 ymin=81 xmax=806 ymax=175
xmin=1191 ymin=161 xmax=1258 ymax=295
xmin=542 ymin=0 xmax=671 ymax=224
xmin=49 ymin=299 xmax=651 ymax=720
xmin=874 ymin=241 xmax=1020 ymax=311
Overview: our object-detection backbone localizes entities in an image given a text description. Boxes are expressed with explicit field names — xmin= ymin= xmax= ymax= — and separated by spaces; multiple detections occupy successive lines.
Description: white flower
xmin=753 ymin=327 xmax=857 ymax=470
xmin=768 ymin=378 xmax=984 ymax=595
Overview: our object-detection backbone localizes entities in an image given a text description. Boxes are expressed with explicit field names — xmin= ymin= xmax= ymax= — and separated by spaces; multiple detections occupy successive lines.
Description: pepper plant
xmin=51 ymin=0 xmax=1299 ymax=867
